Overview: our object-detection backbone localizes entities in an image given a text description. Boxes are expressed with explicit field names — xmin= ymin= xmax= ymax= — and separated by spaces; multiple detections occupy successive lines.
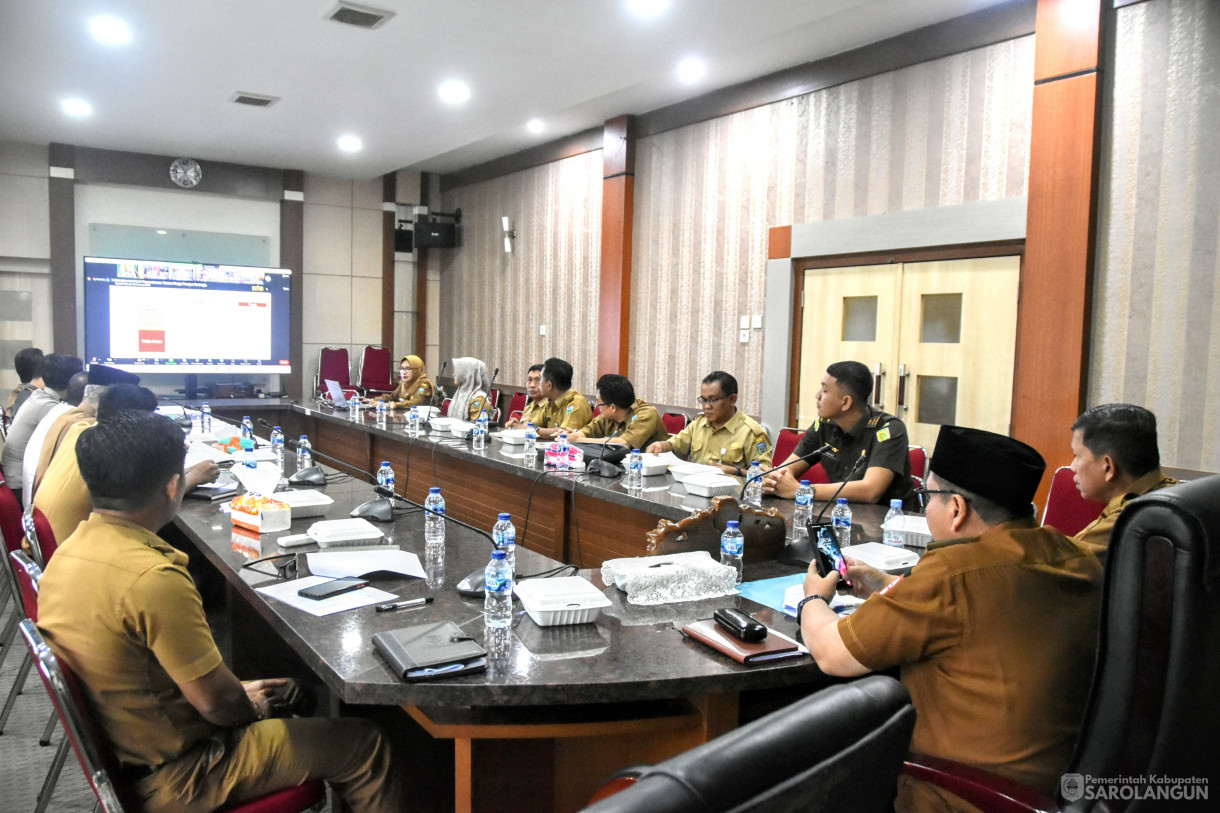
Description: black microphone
xmin=737 ymin=442 xmax=831 ymax=501
xmin=783 ymin=449 xmax=868 ymax=566
xmin=374 ymin=485 xmax=499 ymax=597
xmin=584 ymin=424 xmax=626 ymax=478
xmin=423 ymin=360 xmax=448 ymax=426
xmin=261 ymin=418 xmax=375 ymax=492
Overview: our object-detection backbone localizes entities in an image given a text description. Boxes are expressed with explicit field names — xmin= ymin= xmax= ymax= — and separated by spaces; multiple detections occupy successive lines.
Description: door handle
xmin=896 ymin=364 xmax=909 ymax=412
xmin=872 ymin=363 xmax=885 ymax=409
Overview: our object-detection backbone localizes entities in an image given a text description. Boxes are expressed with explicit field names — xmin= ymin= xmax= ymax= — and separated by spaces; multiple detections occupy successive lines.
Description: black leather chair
xmin=906 ymin=474 xmax=1220 ymax=811
xmin=581 ymin=675 xmax=915 ymax=813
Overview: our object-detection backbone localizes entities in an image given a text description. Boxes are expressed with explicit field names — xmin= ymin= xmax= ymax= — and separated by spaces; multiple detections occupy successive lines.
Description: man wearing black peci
xmin=762 ymin=360 xmax=913 ymax=506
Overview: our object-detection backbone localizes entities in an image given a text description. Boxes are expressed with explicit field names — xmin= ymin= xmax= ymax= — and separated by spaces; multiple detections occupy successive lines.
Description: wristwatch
xmin=795 ymin=593 xmax=830 ymax=623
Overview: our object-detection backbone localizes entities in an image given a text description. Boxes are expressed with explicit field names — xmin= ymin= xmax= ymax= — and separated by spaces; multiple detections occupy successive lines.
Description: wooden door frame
xmin=787 ymin=240 xmax=1025 ymax=427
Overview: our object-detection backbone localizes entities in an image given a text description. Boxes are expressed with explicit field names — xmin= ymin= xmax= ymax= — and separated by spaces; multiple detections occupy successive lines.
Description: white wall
xmin=0 ymin=141 xmax=52 ymax=392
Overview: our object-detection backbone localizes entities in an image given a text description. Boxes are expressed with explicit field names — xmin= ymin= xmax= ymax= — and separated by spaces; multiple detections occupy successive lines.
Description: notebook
xmin=372 ymin=620 xmax=487 ymax=682
xmin=680 ymin=618 xmax=808 ymax=664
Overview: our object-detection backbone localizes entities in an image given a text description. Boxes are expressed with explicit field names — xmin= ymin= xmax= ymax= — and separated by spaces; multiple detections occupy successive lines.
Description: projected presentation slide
xmin=83 ymin=257 xmax=292 ymax=374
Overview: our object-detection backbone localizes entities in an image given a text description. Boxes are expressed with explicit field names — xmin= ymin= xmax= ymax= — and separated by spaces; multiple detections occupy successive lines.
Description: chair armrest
xmin=903 ymin=754 xmax=1058 ymax=813
xmin=585 ymin=767 xmax=644 ymax=805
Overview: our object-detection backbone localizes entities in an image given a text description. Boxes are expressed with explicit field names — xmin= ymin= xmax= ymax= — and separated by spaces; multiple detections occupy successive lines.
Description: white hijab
xmin=450 ymin=357 xmax=490 ymax=420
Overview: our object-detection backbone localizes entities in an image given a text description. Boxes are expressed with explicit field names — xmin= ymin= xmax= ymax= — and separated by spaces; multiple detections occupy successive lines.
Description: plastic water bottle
xmin=241 ymin=415 xmax=254 ymax=441
xmin=491 ymin=512 xmax=517 ymax=572
xmin=626 ymin=449 xmax=643 ymax=489
xmin=556 ymin=431 xmax=570 ymax=471
xmin=270 ymin=426 xmax=285 ymax=472
xmin=240 ymin=438 xmax=257 ymax=469
xmin=472 ymin=411 xmax=488 ymax=451
xmin=200 ymin=402 xmax=212 ymax=432
xmin=883 ymin=499 xmax=906 ymax=547
xmin=524 ymin=422 xmax=538 ymax=464
xmin=792 ymin=480 xmax=814 ymax=539
xmin=376 ymin=460 xmax=395 ymax=492
xmin=744 ymin=461 xmax=763 ymax=508
xmin=349 ymin=397 xmax=360 ymax=420
xmin=424 ymin=487 xmax=446 ymax=546
xmin=296 ymin=435 xmax=313 ymax=472
xmin=720 ymin=520 xmax=744 ymax=583
xmin=375 ymin=400 xmax=387 ymax=425
xmin=831 ymin=497 xmax=853 ymax=548
xmin=483 ymin=550 xmax=513 ymax=629
xmin=407 ymin=406 xmax=420 ymax=437
xmin=424 ymin=538 xmax=445 ymax=590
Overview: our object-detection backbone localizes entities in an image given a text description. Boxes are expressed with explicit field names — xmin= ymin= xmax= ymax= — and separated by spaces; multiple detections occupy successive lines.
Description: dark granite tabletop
xmin=174 ymin=469 xmax=841 ymax=709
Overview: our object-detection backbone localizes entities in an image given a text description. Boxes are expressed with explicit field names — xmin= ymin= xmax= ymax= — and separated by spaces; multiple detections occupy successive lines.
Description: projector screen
xmin=83 ymin=257 xmax=292 ymax=375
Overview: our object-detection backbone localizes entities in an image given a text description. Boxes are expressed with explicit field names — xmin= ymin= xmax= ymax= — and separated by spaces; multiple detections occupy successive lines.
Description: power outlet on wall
xmin=539 ymin=325 xmax=548 ymax=336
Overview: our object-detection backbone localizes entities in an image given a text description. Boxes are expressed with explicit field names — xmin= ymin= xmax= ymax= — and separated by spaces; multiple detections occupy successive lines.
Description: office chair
xmin=661 ymin=412 xmax=688 ymax=435
xmin=582 ymin=675 xmax=915 ymax=813
xmin=1041 ymin=466 xmax=1105 ymax=537
xmin=314 ymin=346 xmax=353 ymax=397
xmin=508 ymin=391 xmax=527 ymax=418
xmin=906 ymin=475 xmax=1219 ymax=811
xmin=907 ymin=445 xmax=928 ymax=481
xmin=356 ymin=345 xmax=394 ymax=395
xmin=19 ymin=614 xmax=327 ymax=813
xmin=773 ymin=427 xmax=802 ymax=465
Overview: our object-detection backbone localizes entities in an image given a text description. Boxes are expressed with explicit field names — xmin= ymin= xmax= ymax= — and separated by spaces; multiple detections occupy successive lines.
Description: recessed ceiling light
xmin=88 ymin=15 xmax=132 ymax=46
xmin=526 ymin=119 xmax=545 ymax=135
xmin=626 ymin=0 xmax=670 ymax=20
xmin=337 ymin=135 xmax=363 ymax=153
xmin=61 ymin=98 xmax=93 ymax=117
xmin=156 ymin=230 xmax=168 ymax=235
xmin=676 ymin=56 xmax=707 ymax=85
xmin=438 ymin=80 xmax=471 ymax=105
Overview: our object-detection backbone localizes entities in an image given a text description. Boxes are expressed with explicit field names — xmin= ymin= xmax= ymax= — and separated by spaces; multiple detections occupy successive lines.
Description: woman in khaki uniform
xmin=377 ymin=355 xmax=433 ymax=409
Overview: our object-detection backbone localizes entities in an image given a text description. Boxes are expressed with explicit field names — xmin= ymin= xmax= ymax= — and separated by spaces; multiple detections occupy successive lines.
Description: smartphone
xmin=298 ymin=577 xmax=369 ymax=600
xmin=814 ymin=527 xmax=852 ymax=587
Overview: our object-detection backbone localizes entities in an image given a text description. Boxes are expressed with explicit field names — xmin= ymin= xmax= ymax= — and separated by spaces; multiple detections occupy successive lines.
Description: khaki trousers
xmin=134 ymin=717 xmax=405 ymax=813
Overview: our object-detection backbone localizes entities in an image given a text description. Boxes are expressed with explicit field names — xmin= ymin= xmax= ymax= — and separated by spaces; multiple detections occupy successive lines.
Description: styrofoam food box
xmin=497 ymin=428 xmax=528 ymax=444
xmin=670 ymin=462 xmax=723 ymax=483
xmin=427 ymin=417 xmax=459 ymax=432
xmin=841 ymin=541 xmax=921 ymax=571
xmin=639 ymin=454 xmax=671 ymax=476
xmin=272 ymin=489 xmax=335 ymax=518
xmin=514 ymin=576 xmax=611 ymax=626
xmin=449 ymin=421 xmax=475 ymax=438
xmin=683 ymin=473 xmax=741 ymax=498
xmin=307 ymin=518 xmax=385 ymax=548
xmin=881 ymin=514 xmax=932 ymax=549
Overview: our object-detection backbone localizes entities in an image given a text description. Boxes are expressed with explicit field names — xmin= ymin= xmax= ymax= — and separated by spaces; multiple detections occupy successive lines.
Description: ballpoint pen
xmin=375 ymin=597 xmax=434 ymax=613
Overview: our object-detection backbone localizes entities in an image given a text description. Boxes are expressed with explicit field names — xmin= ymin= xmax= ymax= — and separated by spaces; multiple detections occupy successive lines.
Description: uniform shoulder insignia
xmin=876 ymin=426 xmax=891 ymax=443
xmin=566 ymin=405 xmax=574 ymax=413
xmin=868 ymin=416 xmax=880 ymax=427
xmin=417 ymin=386 xmax=426 ymax=393
xmin=813 ymin=418 xmax=821 ymax=430
xmin=630 ymin=415 xmax=637 ymax=422
xmin=756 ymin=440 xmax=767 ymax=453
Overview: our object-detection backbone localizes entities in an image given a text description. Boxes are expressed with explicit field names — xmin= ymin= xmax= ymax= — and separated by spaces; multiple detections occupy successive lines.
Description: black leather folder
xmin=372 ymin=620 xmax=487 ymax=682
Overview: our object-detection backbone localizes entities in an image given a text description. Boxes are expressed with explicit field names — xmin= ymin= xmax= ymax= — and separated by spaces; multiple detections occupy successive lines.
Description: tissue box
xmin=229 ymin=494 xmax=291 ymax=534
xmin=601 ymin=551 xmax=737 ymax=606
xmin=514 ymin=577 xmax=611 ymax=626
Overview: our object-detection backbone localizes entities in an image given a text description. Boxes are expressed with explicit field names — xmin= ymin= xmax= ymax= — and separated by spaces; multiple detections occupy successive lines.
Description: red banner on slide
xmin=139 ymin=329 xmax=166 ymax=353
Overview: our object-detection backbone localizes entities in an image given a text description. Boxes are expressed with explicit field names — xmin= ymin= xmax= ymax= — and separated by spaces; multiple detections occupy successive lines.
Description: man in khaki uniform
xmin=507 ymin=364 xmax=551 ymax=429
xmin=647 ymin=371 xmax=772 ymax=475
xmin=37 ymin=411 xmax=405 ymax=813
xmin=798 ymin=426 xmax=1102 ymax=813
xmin=569 ymin=374 xmax=668 ymax=450
xmin=536 ymin=357 xmax=592 ymax=438
xmin=1067 ymin=403 xmax=1179 ymax=563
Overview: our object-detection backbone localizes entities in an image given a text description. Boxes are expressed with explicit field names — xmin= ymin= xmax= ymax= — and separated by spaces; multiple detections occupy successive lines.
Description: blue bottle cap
xmin=429 ymin=486 xmax=440 ymax=494
xmin=800 ymin=480 xmax=810 ymax=486
xmin=299 ymin=435 xmax=308 ymax=440
xmin=491 ymin=550 xmax=506 ymax=560
xmin=273 ymin=426 xmax=281 ymax=430
xmin=633 ymin=448 xmax=641 ymax=453
xmin=498 ymin=512 xmax=511 ymax=520
xmin=890 ymin=499 xmax=903 ymax=508
xmin=837 ymin=497 xmax=848 ymax=504
xmin=381 ymin=461 xmax=391 ymax=467
xmin=726 ymin=520 xmax=739 ymax=529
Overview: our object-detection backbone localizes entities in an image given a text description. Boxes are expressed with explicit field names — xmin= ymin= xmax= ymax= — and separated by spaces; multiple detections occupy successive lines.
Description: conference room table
xmin=169 ymin=410 xmax=893 ymax=813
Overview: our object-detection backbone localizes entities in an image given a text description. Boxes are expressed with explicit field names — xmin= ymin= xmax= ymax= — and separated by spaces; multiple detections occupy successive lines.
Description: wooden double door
xmin=792 ymin=256 xmax=1021 ymax=450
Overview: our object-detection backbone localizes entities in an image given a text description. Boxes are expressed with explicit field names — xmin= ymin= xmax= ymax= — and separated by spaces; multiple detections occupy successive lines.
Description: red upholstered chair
xmin=508 ymin=392 xmax=526 ymax=418
xmin=314 ymin=346 xmax=352 ymax=397
xmin=22 ymin=507 xmax=57 ymax=569
xmin=509 ymin=410 xmax=524 ymax=423
xmin=1 ymin=479 xmax=26 ymax=672
xmin=591 ymin=404 xmax=602 ymax=419
xmin=807 ymin=461 xmax=830 ymax=484
xmin=908 ymin=445 xmax=928 ymax=481
xmin=661 ymin=412 xmax=688 ymax=435
xmin=441 ymin=398 xmax=452 ymax=417
xmin=19 ymin=616 xmax=326 ymax=813
xmin=356 ymin=345 xmax=394 ymax=395
xmin=1041 ymin=466 xmax=1105 ymax=536
xmin=773 ymin=427 xmax=802 ymax=464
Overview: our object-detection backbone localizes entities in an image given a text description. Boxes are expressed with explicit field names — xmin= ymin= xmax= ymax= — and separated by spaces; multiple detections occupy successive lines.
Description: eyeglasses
xmin=696 ymin=395 xmax=726 ymax=407
xmin=914 ymin=487 xmax=967 ymax=508
xmin=595 ymin=402 xmax=610 ymax=409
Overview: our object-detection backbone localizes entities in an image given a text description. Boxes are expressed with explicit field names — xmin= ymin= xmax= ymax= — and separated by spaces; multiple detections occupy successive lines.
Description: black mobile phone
xmin=813 ymin=527 xmax=852 ymax=587
xmin=298 ymin=577 xmax=369 ymax=600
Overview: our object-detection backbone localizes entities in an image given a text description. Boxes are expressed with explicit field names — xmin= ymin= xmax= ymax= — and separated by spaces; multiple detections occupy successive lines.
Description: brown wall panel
xmin=1033 ymin=0 xmax=1102 ymax=81
xmin=598 ymin=116 xmax=636 ymax=377
xmin=1012 ymin=72 xmax=1100 ymax=504
xmin=768 ymin=226 xmax=792 ymax=261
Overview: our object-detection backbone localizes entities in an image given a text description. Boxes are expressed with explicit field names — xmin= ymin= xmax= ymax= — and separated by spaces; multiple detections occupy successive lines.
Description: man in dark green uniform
xmin=763 ymin=360 xmax=912 ymax=505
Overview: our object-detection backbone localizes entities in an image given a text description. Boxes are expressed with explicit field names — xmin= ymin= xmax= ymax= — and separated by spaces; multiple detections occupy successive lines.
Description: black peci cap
xmin=929 ymin=425 xmax=1045 ymax=514
xmin=87 ymin=364 xmax=140 ymax=387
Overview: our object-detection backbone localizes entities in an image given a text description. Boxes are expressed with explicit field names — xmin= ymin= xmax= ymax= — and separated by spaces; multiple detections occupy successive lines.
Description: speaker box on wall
xmin=414 ymin=221 xmax=456 ymax=249
xmin=394 ymin=228 xmax=414 ymax=253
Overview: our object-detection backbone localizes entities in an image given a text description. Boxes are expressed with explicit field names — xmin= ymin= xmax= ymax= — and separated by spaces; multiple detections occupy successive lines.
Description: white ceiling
xmin=0 ymin=0 xmax=1016 ymax=180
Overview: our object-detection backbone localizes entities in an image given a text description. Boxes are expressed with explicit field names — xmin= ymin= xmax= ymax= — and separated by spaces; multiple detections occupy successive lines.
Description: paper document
xmin=643 ymin=451 xmax=683 ymax=467
xmin=782 ymin=583 xmax=864 ymax=616
xmin=228 ymin=462 xmax=283 ymax=496
xmin=186 ymin=442 xmax=233 ymax=467
xmin=306 ymin=549 xmax=425 ymax=580
xmin=256 ymin=576 xmax=395 ymax=616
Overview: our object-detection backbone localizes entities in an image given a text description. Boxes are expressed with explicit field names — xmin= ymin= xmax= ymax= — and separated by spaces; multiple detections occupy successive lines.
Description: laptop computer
xmin=324 ymin=378 xmax=352 ymax=407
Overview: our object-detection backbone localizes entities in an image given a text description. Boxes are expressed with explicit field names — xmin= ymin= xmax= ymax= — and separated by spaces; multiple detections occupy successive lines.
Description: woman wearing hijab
xmin=377 ymin=355 xmax=433 ymax=409
xmin=449 ymin=357 xmax=490 ymax=421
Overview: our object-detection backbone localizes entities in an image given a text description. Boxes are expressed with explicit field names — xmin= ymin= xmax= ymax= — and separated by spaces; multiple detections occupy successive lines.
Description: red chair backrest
xmin=508 ymin=392 xmax=526 ymax=416
xmin=509 ymin=410 xmax=524 ymax=423
xmin=358 ymin=346 xmax=393 ymax=392
xmin=488 ymin=389 xmax=501 ymax=416
xmin=441 ymin=398 xmax=452 ymax=417
xmin=318 ymin=347 xmax=351 ymax=392
xmin=1042 ymin=465 xmax=1106 ymax=536
xmin=661 ymin=412 xmax=688 ymax=435
xmin=10 ymin=549 xmax=40 ymax=621
xmin=908 ymin=446 xmax=928 ymax=480
xmin=0 ymin=480 xmax=24 ymax=557
xmin=807 ymin=461 xmax=831 ymax=485
xmin=23 ymin=506 xmax=58 ymax=567
xmin=774 ymin=427 xmax=803 ymax=465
